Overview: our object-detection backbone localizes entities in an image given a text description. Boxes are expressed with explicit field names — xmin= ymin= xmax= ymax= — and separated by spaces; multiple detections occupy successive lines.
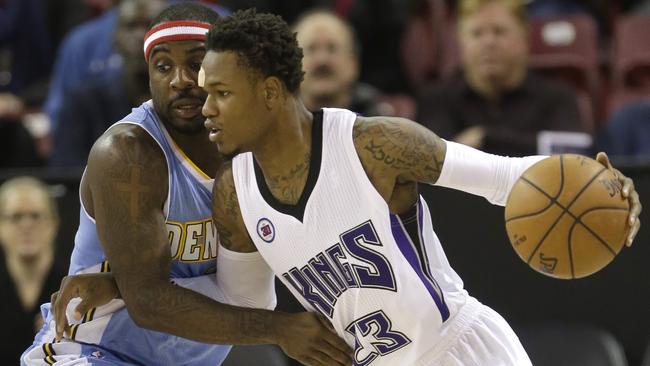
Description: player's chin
xmin=216 ymin=142 xmax=241 ymax=160
xmin=172 ymin=117 xmax=207 ymax=135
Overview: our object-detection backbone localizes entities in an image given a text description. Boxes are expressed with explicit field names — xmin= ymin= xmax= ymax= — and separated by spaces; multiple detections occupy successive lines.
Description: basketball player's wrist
xmin=266 ymin=311 xmax=293 ymax=344
xmin=227 ymin=308 xmax=290 ymax=344
xmin=435 ymin=140 xmax=547 ymax=206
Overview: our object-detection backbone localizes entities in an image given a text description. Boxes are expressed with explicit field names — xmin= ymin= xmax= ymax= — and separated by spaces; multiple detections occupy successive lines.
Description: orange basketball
xmin=505 ymin=154 xmax=630 ymax=279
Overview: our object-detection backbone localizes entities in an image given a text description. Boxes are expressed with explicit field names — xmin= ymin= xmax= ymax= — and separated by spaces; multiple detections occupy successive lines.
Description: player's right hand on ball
xmin=51 ymin=272 xmax=120 ymax=341
xmin=596 ymin=152 xmax=642 ymax=246
xmin=277 ymin=312 xmax=353 ymax=366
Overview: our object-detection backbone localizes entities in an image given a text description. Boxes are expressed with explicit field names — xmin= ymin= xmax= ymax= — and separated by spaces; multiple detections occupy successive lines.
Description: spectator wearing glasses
xmin=0 ymin=177 xmax=66 ymax=365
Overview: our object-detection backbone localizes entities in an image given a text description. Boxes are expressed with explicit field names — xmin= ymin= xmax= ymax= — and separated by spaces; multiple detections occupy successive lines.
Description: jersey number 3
xmin=345 ymin=310 xmax=411 ymax=366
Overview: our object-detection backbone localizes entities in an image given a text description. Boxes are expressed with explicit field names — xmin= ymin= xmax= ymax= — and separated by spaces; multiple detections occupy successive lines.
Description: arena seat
xmin=527 ymin=15 xmax=600 ymax=104
xmin=400 ymin=0 xmax=448 ymax=91
xmin=612 ymin=15 xmax=650 ymax=91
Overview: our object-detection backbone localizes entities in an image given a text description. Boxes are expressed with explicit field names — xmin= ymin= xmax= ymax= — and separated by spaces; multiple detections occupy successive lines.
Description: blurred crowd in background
xmin=3 ymin=0 xmax=650 ymax=169
xmin=2 ymin=0 xmax=650 ymax=364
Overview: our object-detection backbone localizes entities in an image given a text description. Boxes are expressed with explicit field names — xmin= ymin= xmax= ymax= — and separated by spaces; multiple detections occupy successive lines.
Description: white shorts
xmin=433 ymin=299 xmax=532 ymax=366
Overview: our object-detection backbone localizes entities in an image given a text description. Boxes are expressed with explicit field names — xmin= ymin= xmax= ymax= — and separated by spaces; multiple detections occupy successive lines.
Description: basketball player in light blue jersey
xmin=22 ymin=3 xmax=352 ymax=366
xmin=48 ymin=8 xmax=642 ymax=366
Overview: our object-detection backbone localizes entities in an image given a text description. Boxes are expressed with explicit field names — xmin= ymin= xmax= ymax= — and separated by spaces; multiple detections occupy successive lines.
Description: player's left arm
xmin=353 ymin=116 xmax=641 ymax=246
xmin=352 ymin=115 xmax=541 ymax=204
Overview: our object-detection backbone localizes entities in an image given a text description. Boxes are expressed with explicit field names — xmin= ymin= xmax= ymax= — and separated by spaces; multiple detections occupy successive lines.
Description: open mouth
xmin=205 ymin=119 xmax=221 ymax=142
xmin=208 ymin=128 xmax=221 ymax=142
xmin=171 ymin=98 xmax=203 ymax=119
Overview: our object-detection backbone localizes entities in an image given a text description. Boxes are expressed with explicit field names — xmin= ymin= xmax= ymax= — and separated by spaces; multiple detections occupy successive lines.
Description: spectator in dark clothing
xmin=417 ymin=73 xmax=583 ymax=156
xmin=0 ymin=177 xmax=67 ymax=365
xmin=597 ymin=100 xmax=650 ymax=158
xmin=417 ymin=0 xmax=583 ymax=156
xmin=43 ymin=8 xmax=120 ymax=132
xmin=49 ymin=74 xmax=140 ymax=166
xmin=49 ymin=0 xmax=162 ymax=166
xmin=293 ymin=9 xmax=386 ymax=116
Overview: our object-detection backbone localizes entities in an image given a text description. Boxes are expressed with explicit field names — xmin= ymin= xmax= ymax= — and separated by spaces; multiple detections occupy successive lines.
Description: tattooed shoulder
xmin=86 ymin=125 xmax=168 ymax=220
xmin=353 ymin=116 xmax=446 ymax=185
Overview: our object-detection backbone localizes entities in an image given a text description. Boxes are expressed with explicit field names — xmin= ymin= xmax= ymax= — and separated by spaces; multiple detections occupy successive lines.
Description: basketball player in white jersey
xmin=49 ymin=7 xmax=642 ymax=366
xmin=197 ymin=10 xmax=641 ymax=366
xmin=22 ymin=3 xmax=352 ymax=366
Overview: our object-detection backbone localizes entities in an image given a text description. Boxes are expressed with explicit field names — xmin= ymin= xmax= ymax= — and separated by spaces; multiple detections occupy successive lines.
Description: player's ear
xmin=262 ymin=76 xmax=283 ymax=109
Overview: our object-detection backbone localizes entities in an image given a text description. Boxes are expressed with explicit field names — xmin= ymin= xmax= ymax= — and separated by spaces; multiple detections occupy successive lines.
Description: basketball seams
xmin=568 ymin=206 xmax=629 ymax=257
xmin=560 ymin=206 xmax=624 ymax=278
xmin=568 ymin=218 xmax=576 ymax=278
xmin=566 ymin=206 xmax=628 ymax=278
xmin=564 ymin=203 xmax=626 ymax=279
xmin=508 ymin=175 xmax=624 ymax=226
xmin=504 ymin=185 xmax=555 ymax=223
xmin=505 ymin=155 xmax=565 ymax=223
xmin=525 ymin=163 xmax=608 ymax=265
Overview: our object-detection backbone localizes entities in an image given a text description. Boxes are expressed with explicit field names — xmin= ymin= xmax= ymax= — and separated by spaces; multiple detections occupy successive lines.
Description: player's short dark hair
xmin=149 ymin=1 xmax=220 ymax=29
xmin=205 ymin=9 xmax=304 ymax=94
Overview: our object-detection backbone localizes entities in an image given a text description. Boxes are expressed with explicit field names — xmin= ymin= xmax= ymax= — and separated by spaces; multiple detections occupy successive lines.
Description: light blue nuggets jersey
xmin=23 ymin=101 xmax=230 ymax=366
xmin=69 ymin=100 xmax=218 ymax=277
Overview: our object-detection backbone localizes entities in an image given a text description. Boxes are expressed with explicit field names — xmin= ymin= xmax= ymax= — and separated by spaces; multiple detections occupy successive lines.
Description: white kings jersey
xmin=232 ymin=108 xmax=480 ymax=366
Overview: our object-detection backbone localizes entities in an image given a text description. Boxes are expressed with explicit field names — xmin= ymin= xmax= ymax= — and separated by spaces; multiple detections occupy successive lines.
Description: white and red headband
xmin=143 ymin=20 xmax=212 ymax=63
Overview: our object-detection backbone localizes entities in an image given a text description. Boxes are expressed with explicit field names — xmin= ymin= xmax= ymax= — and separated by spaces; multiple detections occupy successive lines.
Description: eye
xmin=218 ymin=91 xmax=231 ymax=97
xmin=155 ymin=63 xmax=171 ymax=73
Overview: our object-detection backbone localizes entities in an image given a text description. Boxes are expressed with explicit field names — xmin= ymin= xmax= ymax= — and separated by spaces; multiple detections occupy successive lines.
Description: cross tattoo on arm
xmin=116 ymin=166 xmax=153 ymax=219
